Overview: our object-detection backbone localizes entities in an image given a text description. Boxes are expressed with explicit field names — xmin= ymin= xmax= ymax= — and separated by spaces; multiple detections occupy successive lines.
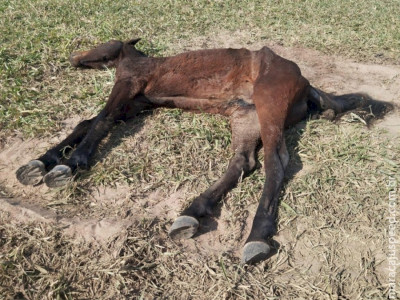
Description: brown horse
xmin=15 ymin=38 xmax=389 ymax=264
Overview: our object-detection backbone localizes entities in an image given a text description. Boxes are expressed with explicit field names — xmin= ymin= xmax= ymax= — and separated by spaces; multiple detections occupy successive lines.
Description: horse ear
xmin=127 ymin=38 xmax=141 ymax=46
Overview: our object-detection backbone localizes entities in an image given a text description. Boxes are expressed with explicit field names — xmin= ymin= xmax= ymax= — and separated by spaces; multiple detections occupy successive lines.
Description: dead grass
xmin=1 ymin=0 xmax=400 ymax=299
xmin=1 ymin=117 xmax=399 ymax=299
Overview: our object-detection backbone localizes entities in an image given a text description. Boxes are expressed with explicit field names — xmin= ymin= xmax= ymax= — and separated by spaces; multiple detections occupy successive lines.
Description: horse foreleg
xmin=41 ymin=80 xmax=148 ymax=187
xmin=242 ymin=64 xmax=308 ymax=264
xmin=16 ymin=117 xmax=96 ymax=185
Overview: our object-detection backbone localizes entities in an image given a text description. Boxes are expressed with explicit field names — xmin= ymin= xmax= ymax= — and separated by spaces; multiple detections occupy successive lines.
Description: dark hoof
xmin=43 ymin=165 xmax=72 ymax=188
xmin=16 ymin=160 xmax=46 ymax=185
xmin=242 ymin=241 xmax=271 ymax=265
xmin=169 ymin=216 xmax=199 ymax=239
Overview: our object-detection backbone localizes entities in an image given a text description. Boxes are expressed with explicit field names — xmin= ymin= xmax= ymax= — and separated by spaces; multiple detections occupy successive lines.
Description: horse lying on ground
xmin=16 ymin=38 xmax=392 ymax=264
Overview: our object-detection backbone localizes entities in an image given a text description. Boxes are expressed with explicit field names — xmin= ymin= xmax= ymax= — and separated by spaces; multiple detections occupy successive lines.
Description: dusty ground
xmin=1 ymin=34 xmax=399 ymax=299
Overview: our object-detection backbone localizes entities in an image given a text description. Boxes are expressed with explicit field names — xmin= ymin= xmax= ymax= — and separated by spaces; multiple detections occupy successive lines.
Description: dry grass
xmin=1 ymin=117 xmax=399 ymax=299
xmin=1 ymin=0 xmax=400 ymax=299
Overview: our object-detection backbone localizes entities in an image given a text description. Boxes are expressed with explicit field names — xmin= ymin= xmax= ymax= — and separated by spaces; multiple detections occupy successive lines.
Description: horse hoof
xmin=241 ymin=241 xmax=271 ymax=265
xmin=16 ymin=160 xmax=46 ymax=185
xmin=169 ymin=216 xmax=199 ymax=239
xmin=43 ymin=165 xmax=72 ymax=188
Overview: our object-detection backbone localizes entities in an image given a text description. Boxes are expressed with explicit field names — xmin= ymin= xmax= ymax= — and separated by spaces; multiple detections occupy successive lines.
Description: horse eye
xmin=102 ymin=56 xmax=108 ymax=61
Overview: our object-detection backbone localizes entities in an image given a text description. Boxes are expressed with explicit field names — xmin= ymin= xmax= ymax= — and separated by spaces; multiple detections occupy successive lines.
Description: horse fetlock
xmin=43 ymin=165 xmax=72 ymax=188
xmin=38 ymin=151 xmax=63 ymax=169
xmin=66 ymin=155 xmax=88 ymax=171
xmin=15 ymin=160 xmax=46 ymax=186
xmin=247 ymin=214 xmax=277 ymax=243
xmin=181 ymin=195 xmax=214 ymax=218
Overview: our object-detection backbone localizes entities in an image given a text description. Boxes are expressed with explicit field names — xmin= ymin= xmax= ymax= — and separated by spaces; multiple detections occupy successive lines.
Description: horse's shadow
xmin=84 ymin=110 xmax=154 ymax=169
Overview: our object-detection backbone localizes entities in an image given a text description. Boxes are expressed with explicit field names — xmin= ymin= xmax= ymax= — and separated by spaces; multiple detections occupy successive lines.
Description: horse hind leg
xmin=242 ymin=68 xmax=308 ymax=264
xmin=169 ymin=106 xmax=261 ymax=239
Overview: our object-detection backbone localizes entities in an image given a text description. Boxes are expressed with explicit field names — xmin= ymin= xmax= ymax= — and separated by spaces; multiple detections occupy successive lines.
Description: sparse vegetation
xmin=1 ymin=0 xmax=399 ymax=299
